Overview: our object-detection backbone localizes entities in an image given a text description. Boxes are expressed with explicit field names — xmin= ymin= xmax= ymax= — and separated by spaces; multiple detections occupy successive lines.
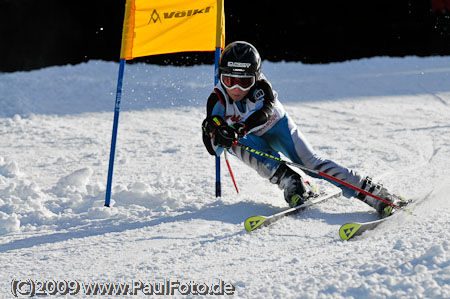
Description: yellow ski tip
xmin=339 ymin=222 xmax=362 ymax=240
xmin=244 ymin=216 xmax=267 ymax=231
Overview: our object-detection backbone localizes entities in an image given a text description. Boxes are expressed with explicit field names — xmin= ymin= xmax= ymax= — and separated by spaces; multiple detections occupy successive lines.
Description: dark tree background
xmin=0 ymin=0 xmax=449 ymax=72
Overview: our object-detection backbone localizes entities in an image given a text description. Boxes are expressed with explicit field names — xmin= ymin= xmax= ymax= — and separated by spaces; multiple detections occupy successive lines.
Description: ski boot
xmin=270 ymin=164 xmax=319 ymax=207
xmin=357 ymin=177 xmax=411 ymax=218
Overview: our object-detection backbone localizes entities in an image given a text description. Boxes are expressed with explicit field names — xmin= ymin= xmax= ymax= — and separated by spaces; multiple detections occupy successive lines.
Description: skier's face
xmin=226 ymin=88 xmax=249 ymax=101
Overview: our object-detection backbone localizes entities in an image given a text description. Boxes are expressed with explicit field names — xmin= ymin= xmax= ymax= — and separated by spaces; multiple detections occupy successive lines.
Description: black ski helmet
xmin=219 ymin=41 xmax=261 ymax=78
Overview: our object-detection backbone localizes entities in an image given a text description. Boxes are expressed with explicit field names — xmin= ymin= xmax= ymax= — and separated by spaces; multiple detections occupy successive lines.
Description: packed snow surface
xmin=0 ymin=57 xmax=449 ymax=298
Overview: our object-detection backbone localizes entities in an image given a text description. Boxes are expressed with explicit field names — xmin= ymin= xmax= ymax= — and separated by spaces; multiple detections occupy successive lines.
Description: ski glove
xmin=202 ymin=115 xmax=240 ymax=149
xmin=214 ymin=125 xmax=238 ymax=148
xmin=230 ymin=122 xmax=247 ymax=139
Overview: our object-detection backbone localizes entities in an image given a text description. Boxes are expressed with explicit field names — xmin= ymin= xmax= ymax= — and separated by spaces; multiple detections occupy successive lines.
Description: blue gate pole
xmin=214 ymin=47 xmax=221 ymax=197
xmin=105 ymin=58 xmax=126 ymax=207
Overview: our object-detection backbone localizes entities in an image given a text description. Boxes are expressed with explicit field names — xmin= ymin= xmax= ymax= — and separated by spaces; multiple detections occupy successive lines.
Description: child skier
xmin=202 ymin=41 xmax=409 ymax=217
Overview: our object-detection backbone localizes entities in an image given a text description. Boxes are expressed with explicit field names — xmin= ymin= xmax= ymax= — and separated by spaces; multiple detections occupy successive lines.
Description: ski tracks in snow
xmin=0 ymin=58 xmax=450 ymax=298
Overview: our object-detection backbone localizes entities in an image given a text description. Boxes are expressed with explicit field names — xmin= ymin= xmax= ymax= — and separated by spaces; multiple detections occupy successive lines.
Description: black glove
xmin=202 ymin=117 xmax=218 ymax=156
xmin=230 ymin=122 xmax=247 ymax=139
xmin=215 ymin=122 xmax=248 ymax=148
xmin=214 ymin=125 xmax=239 ymax=148
xmin=202 ymin=115 xmax=225 ymax=138
xmin=202 ymin=115 xmax=240 ymax=148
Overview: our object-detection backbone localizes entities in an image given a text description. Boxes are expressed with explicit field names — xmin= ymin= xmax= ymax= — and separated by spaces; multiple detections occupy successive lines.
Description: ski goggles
xmin=220 ymin=73 xmax=255 ymax=91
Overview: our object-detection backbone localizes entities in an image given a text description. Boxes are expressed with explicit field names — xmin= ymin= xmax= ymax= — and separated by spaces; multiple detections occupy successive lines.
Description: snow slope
xmin=0 ymin=57 xmax=449 ymax=298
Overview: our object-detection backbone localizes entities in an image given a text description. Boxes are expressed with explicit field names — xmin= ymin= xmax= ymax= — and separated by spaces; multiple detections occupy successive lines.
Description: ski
xmin=339 ymin=207 xmax=415 ymax=241
xmin=339 ymin=190 xmax=432 ymax=241
xmin=339 ymin=218 xmax=388 ymax=240
xmin=244 ymin=190 xmax=342 ymax=231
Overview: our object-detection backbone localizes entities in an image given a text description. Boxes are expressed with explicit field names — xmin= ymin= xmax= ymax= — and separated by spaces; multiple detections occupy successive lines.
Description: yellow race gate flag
xmin=105 ymin=0 xmax=225 ymax=206
xmin=120 ymin=0 xmax=225 ymax=59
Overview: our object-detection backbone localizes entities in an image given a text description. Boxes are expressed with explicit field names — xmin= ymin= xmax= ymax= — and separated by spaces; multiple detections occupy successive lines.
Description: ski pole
xmin=235 ymin=143 xmax=399 ymax=209
xmin=224 ymin=151 xmax=239 ymax=194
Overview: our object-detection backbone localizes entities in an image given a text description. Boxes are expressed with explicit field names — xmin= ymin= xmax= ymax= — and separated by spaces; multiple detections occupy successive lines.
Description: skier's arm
xmin=202 ymin=92 xmax=226 ymax=156
xmin=241 ymin=80 xmax=275 ymax=132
